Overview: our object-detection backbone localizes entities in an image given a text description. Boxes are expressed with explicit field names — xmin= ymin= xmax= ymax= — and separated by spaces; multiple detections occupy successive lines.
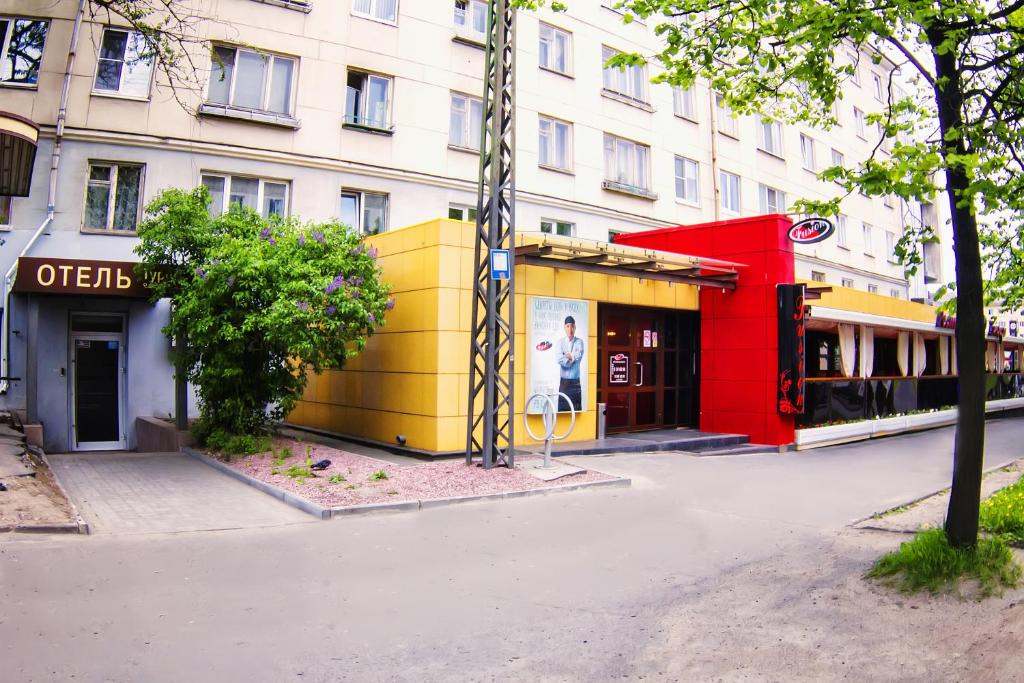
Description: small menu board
xmin=610 ymin=353 xmax=630 ymax=384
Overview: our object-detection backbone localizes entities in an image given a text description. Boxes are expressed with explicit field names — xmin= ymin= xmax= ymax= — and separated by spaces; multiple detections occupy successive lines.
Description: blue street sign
xmin=490 ymin=248 xmax=511 ymax=280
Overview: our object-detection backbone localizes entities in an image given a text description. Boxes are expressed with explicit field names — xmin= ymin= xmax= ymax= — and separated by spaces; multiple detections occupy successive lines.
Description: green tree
xmin=135 ymin=187 xmax=392 ymax=436
xmin=516 ymin=0 xmax=1023 ymax=546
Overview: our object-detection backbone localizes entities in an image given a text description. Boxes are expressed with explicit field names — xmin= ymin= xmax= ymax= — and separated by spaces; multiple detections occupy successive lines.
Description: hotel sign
xmin=13 ymin=257 xmax=152 ymax=298
xmin=787 ymin=218 xmax=834 ymax=245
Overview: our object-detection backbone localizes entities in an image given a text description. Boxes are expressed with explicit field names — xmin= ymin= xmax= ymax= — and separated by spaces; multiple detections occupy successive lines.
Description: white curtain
xmin=939 ymin=335 xmax=950 ymax=375
xmin=986 ymin=341 xmax=996 ymax=372
xmin=897 ymin=331 xmax=910 ymax=376
xmin=952 ymin=336 xmax=958 ymax=375
xmin=837 ymin=324 xmax=857 ymax=378
xmin=860 ymin=325 xmax=874 ymax=378
xmin=914 ymin=333 xmax=927 ymax=376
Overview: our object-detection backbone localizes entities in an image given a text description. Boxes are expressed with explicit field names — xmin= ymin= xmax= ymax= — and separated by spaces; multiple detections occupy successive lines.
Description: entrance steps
xmin=524 ymin=427 xmax=760 ymax=457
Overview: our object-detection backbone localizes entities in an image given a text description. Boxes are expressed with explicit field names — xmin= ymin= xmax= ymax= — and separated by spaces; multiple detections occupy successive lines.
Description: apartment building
xmin=0 ymin=0 xmax=950 ymax=450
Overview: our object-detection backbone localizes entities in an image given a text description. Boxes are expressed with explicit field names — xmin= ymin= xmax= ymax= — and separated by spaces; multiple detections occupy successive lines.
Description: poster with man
xmin=527 ymin=297 xmax=588 ymax=414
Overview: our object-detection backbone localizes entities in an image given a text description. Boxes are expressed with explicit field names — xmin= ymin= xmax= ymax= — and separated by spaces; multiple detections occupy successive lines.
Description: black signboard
xmin=777 ymin=284 xmax=806 ymax=415
xmin=610 ymin=353 xmax=630 ymax=384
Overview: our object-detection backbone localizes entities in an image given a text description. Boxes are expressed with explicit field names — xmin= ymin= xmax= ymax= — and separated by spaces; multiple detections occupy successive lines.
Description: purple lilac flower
xmin=368 ymin=313 xmax=376 ymax=324
xmin=367 ymin=246 xmax=378 ymax=259
xmin=351 ymin=289 xmax=361 ymax=298
xmin=348 ymin=276 xmax=364 ymax=287
xmin=227 ymin=276 xmax=235 ymax=286
xmin=195 ymin=267 xmax=207 ymax=280
xmin=351 ymin=244 xmax=364 ymax=256
xmin=296 ymin=301 xmax=309 ymax=311
xmin=298 ymin=234 xmax=306 ymax=246
xmin=268 ymin=238 xmax=277 ymax=246
xmin=312 ymin=231 xmax=326 ymax=244
xmin=259 ymin=227 xmax=272 ymax=239
xmin=326 ymin=305 xmax=336 ymax=315
xmin=385 ymin=298 xmax=395 ymax=311
xmin=324 ymin=274 xmax=345 ymax=294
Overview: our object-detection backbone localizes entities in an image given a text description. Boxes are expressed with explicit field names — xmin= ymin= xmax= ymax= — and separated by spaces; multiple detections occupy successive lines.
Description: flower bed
xmin=223 ymin=438 xmax=616 ymax=508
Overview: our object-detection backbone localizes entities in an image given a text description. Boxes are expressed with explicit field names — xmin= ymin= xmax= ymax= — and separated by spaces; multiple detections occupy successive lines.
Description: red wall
xmin=614 ymin=215 xmax=796 ymax=445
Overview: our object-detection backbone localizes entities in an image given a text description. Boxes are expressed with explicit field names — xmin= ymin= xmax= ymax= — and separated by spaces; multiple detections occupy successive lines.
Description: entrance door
xmin=598 ymin=306 xmax=699 ymax=433
xmin=70 ymin=314 xmax=126 ymax=451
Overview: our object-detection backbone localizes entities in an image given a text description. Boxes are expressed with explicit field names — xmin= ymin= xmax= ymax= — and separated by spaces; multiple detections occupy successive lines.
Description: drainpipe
xmin=708 ymin=88 xmax=722 ymax=221
xmin=1 ymin=0 xmax=88 ymax=395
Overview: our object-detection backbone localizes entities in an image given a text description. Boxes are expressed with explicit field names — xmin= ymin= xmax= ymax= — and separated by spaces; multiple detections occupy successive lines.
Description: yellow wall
xmin=802 ymin=279 xmax=938 ymax=323
xmin=289 ymin=219 xmax=700 ymax=453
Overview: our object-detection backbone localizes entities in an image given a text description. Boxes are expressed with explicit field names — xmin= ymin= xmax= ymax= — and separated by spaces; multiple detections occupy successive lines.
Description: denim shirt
xmin=557 ymin=336 xmax=584 ymax=380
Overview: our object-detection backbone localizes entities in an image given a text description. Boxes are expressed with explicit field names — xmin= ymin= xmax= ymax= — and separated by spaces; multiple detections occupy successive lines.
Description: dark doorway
xmin=71 ymin=314 xmax=125 ymax=450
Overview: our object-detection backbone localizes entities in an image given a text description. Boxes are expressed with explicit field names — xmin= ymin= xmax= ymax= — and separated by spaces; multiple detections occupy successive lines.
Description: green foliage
xmin=980 ymin=476 xmax=1024 ymax=544
xmin=328 ymin=473 xmax=346 ymax=484
xmin=867 ymin=528 xmax=1021 ymax=597
xmin=369 ymin=469 xmax=389 ymax=481
xmin=135 ymin=186 xmax=392 ymax=435
xmin=272 ymin=447 xmax=292 ymax=466
xmin=285 ymin=463 xmax=313 ymax=484
xmin=201 ymin=426 xmax=270 ymax=457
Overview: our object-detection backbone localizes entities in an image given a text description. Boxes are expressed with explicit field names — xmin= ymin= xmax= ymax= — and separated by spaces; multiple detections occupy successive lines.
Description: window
xmin=759 ymin=184 xmax=786 ymax=213
xmin=449 ymin=93 xmax=483 ymax=150
xmin=720 ymin=171 xmax=740 ymax=213
xmin=202 ymin=174 xmax=288 ymax=218
xmin=602 ymin=46 xmax=647 ymax=103
xmin=757 ymin=119 xmax=784 ymax=156
xmin=811 ymin=271 xmax=826 ymax=283
xmin=454 ymin=1 xmax=486 ymax=40
xmin=340 ymin=189 xmax=388 ymax=235
xmin=1 ymin=17 xmax=47 ymax=86
xmin=674 ymin=156 xmax=699 ymax=204
xmin=448 ymin=203 xmax=477 ymax=221
xmin=84 ymin=162 xmax=144 ymax=232
xmin=830 ymin=149 xmax=845 ymax=184
xmin=541 ymin=219 xmax=575 ymax=237
xmin=0 ymin=195 xmax=11 ymax=226
xmin=538 ymin=116 xmax=572 ymax=170
xmin=831 ymin=99 xmax=841 ymax=124
xmin=345 ymin=70 xmax=392 ymax=130
xmin=863 ymin=223 xmax=873 ymax=256
xmin=538 ymin=23 xmax=571 ymax=75
xmin=884 ymin=194 xmax=895 ymax=209
xmin=836 ymin=214 xmax=848 ymax=248
xmin=867 ymin=284 xmax=879 ymax=294
xmin=94 ymin=29 xmax=154 ymax=98
xmin=841 ymin=277 xmax=854 ymax=288
xmin=716 ymin=94 xmax=739 ymax=137
xmin=848 ymin=52 xmax=860 ymax=85
xmin=886 ymin=231 xmax=898 ymax=263
xmin=673 ymin=86 xmax=697 ymax=120
xmin=872 ymin=73 xmax=884 ymax=101
xmin=890 ymin=288 xmax=901 ymax=299
xmin=603 ymin=134 xmax=650 ymax=192
xmin=800 ymin=134 xmax=816 ymax=171
xmin=853 ymin=107 xmax=866 ymax=138
xmin=353 ymin=0 xmax=398 ymax=24
xmin=208 ymin=46 xmax=295 ymax=115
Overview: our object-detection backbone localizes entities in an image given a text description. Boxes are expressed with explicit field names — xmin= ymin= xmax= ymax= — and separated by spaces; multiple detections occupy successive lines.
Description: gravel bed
xmin=225 ymin=438 xmax=615 ymax=507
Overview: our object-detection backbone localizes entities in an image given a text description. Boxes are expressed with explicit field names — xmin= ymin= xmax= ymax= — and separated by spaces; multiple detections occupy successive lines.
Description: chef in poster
xmin=528 ymin=297 xmax=588 ymax=414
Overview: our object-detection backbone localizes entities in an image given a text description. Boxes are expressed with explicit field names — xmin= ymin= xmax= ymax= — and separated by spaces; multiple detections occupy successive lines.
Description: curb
xmin=35 ymin=449 xmax=91 ymax=535
xmin=1 ymin=522 xmax=85 ymax=535
xmin=183 ymin=447 xmax=631 ymax=520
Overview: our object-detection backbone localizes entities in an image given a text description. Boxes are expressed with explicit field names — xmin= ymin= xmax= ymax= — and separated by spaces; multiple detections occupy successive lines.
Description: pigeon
xmin=310 ymin=459 xmax=331 ymax=471
xmin=0 ymin=482 xmax=7 ymax=491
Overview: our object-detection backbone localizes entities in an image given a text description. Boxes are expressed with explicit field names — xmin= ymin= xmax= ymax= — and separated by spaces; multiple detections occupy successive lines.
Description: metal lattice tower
xmin=466 ymin=0 xmax=516 ymax=469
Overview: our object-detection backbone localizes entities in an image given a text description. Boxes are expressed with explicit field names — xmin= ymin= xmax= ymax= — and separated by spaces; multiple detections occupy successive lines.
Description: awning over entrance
xmin=514 ymin=234 xmax=742 ymax=289
xmin=0 ymin=112 xmax=39 ymax=197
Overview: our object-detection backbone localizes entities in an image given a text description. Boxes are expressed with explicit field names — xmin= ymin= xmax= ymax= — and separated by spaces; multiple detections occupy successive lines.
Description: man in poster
xmin=557 ymin=316 xmax=584 ymax=411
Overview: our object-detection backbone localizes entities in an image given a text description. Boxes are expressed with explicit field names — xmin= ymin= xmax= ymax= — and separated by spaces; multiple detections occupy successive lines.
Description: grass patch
xmin=369 ymin=469 xmax=389 ymax=481
xmin=328 ymin=474 xmax=346 ymax=484
xmin=980 ymin=475 xmax=1024 ymax=544
xmin=867 ymin=528 xmax=1022 ymax=598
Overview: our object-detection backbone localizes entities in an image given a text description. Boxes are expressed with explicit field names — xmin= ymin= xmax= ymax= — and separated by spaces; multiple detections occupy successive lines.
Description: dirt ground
xmin=0 ymin=455 xmax=75 ymax=529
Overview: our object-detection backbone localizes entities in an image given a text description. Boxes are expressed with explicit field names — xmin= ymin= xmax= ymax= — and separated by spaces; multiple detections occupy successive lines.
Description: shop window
xmin=83 ymin=162 xmax=145 ymax=232
xmin=202 ymin=173 xmax=288 ymax=218
xmin=0 ymin=17 xmax=48 ymax=86
xmin=673 ymin=86 xmax=697 ymax=121
xmin=538 ymin=23 xmax=571 ymax=75
xmin=602 ymin=46 xmax=647 ymax=104
xmin=873 ymin=337 xmax=898 ymax=376
xmin=208 ymin=45 xmax=295 ymax=115
xmin=449 ymin=92 xmax=483 ymax=150
xmin=454 ymin=0 xmax=486 ymax=40
xmin=759 ymin=184 xmax=786 ymax=213
xmin=448 ymin=203 xmax=476 ymax=221
xmin=353 ymin=0 xmax=398 ymax=24
xmin=538 ymin=116 xmax=572 ymax=171
xmin=540 ymin=219 xmax=574 ymax=237
xmin=757 ymin=119 xmax=784 ymax=157
xmin=716 ymin=94 xmax=739 ymax=137
xmin=603 ymin=134 xmax=651 ymax=194
xmin=807 ymin=330 xmax=842 ymax=377
xmin=94 ymin=28 xmax=154 ymax=98
xmin=345 ymin=70 xmax=392 ymax=130
xmin=674 ymin=156 xmax=699 ymax=205
xmin=0 ymin=195 xmax=11 ymax=226
xmin=720 ymin=170 xmax=741 ymax=214
xmin=341 ymin=189 xmax=388 ymax=235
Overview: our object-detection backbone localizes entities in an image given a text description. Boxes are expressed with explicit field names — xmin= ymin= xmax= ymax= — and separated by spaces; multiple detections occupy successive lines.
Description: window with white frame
xmin=454 ymin=0 xmax=486 ymax=40
xmin=94 ymin=28 xmax=154 ymax=97
xmin=886 ymin=231 xmax=898 ymax=263
xmin=831 ymin=98 xmax=841 ymax=124
xmin=84 ymin=162 xmax=144 ymax=232
xmin=0 ymin=17 xmax=48 ymax=86
xmin=448 ymin=203 xmax=477 ymax=221
xmin=853 ymin=107 xmax=866 ymax=138
xmin=0 ymin=195 xmax=11 ymax=226
xmin=541 ymin=219 xmax=575 ymax=236
xmin=345 ymin=70 xmax=392 ymax=129
xmin=867 ymin=284 xmax=879 ymax=294
xmin=716 ymin=94 xmax=739 ymax=137
xmin=353 ymin=0 xmax=398 ymax=24
xmin=673 ymin=86 xmax=697 ymax=120
xmin=674 ymin=156 xmax=699 ymax=204
xmin=449 ymin=92 xmax=483 ymax=150
xmin=603 ymin=134 xmax=650 ymax=191
xmin=340 ymin=189 xmax=388 ymax=235
xmin=757 ymin=119 xmax=784 ymax=156
xmin=601 ymin=46 xmax=647 ymax=103
xmin=202 ymin=174 xmax=288 ymax=218
xmin=811 ymin=271 xmax=826 ymax=283
xmin=208 ymin=45 xmax=295 ymax=115
xmin=720 ymin=170 xmax=740 ymax=213
xmin=863 ymin=222 xmax=874 ymax=256
xmin=841 ymin=277 xmax=854 ymax=288
xmin=800 ymin=133 xmax=816 ymax=171
xmin=848 ymin=52 xmax=860 ymax=85
xmin=872 ymin=73 xmax=884 ymax=101
xmin=836 ymin=214 xmax=848 ymax=248
xmin=830 ymin=148 xmax=845 ymax=184
xmin=758 ymin=184 xmax=786 ymax=213
xmin=538 ymin=23 xmax=571 ymax=75
xmin=538 ymin=116 xmax=572 ymax=170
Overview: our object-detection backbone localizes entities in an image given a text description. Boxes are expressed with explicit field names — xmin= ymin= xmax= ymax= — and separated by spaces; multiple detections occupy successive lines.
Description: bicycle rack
xmin=523 ymin=392 xmax=576 ymax=469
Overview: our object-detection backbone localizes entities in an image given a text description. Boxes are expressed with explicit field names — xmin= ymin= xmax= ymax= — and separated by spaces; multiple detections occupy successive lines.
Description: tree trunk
xmin=929 ymin=31 xmax=987 ymax=548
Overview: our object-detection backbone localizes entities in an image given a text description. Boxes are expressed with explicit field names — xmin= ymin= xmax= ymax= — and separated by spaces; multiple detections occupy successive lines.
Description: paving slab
xmin=520 ymin=460 xmax=585 ymax=481
xmin=47 ymin=451 xmax=312 ymax=534
xmin=0 ymin=450 xmax=33 ymax=477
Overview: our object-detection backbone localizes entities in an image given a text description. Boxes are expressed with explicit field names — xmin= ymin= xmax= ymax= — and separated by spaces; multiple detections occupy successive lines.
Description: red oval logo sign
xmin=787 ymin=218 xmax=835 ymax=244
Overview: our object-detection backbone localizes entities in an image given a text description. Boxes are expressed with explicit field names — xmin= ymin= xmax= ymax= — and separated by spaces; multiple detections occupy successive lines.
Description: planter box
xmin=905 ymin=409 xmax=957 ymax=430
xmin=794 ymin=421 xmax=872 ymax=448
xmin=870 ymin=415 xmax=908 ymax=436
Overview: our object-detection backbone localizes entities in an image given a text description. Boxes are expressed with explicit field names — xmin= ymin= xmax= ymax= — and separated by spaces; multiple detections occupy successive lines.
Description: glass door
xmin=70 ymin=314 xmax=126 ymax=451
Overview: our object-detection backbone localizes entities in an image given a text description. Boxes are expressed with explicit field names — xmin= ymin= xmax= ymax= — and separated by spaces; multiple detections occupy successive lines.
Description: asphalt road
xmin=2 ymin=420 xmax=1022 ymax=682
